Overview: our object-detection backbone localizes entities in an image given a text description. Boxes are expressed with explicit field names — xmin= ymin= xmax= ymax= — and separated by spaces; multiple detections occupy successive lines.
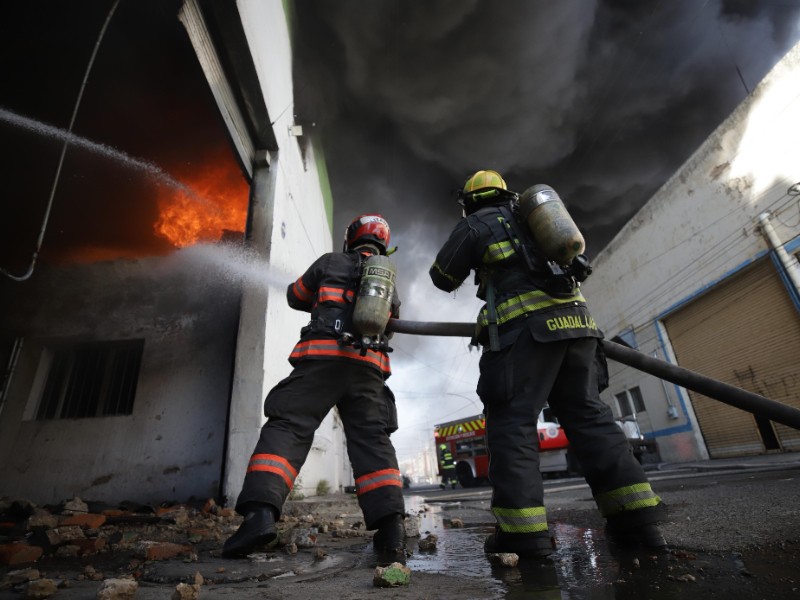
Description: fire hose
xmin=386 ymin=318 xmax=800 ymax=430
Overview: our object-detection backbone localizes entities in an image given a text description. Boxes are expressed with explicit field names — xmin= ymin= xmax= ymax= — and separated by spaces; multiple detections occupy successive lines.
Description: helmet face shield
xmin=344 ymin=214 xmax=390 ymax=253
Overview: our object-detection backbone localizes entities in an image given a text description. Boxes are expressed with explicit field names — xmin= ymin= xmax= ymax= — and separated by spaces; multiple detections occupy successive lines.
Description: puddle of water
xmin=401 ymin=495 xmax=791 ymax=599
xmin=406 ymin=496 xmax=716 ymax=600
xmin=403 ymin=497 xmax=506 ymax=597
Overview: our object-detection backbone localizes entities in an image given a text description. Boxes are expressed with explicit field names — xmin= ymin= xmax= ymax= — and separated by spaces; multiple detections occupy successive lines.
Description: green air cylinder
xmin=518 ymin=184 xmax=585 ymax=265
xmin=353 ymin=254 xmax=397 ymax=337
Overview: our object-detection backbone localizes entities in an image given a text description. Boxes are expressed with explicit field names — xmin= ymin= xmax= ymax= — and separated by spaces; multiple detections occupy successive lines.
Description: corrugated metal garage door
xmin=663 ymin=258 xmax=800 ymax=457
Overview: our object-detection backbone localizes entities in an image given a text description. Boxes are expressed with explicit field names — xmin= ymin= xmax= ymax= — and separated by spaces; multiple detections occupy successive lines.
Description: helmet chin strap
xmin=351 ymin=242 xmax=383 ymax=255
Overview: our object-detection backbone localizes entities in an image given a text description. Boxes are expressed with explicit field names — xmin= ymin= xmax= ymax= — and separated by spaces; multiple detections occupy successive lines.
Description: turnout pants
xmin=477 ymin=330 xmax=661 ymax=534
xmin=235 ymin=359 xmax=405 ymax=529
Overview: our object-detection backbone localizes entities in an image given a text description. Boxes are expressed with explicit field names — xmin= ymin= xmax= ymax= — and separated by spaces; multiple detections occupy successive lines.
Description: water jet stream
xmin=0 ymin=107 xmax=200 ymax=200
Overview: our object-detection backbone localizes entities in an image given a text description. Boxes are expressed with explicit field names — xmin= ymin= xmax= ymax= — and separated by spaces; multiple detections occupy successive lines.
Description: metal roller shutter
xmin=663 ymin=258 xmax=800 ymax=457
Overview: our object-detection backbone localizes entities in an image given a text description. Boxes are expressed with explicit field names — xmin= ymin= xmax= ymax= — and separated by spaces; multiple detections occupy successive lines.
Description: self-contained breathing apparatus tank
xmin=518 ymin=184 xmax=585 ymax=266
xmin=352 ymin=254 xmax=397 ymax=352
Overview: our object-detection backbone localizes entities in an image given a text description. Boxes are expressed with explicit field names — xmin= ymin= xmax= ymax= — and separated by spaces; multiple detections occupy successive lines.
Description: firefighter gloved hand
xmin=569 ymin=254 xmax=593 ymax=282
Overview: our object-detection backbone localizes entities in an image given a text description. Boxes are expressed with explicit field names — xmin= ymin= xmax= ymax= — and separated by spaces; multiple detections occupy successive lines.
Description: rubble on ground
xmin=0 ymin=493 xmax=383 ymax=596
xmin=372 ymin=562 xmax=411 ymax=587
xmin=96 ymin=578 xmax=138 ymax=599
xmin=417 ymin=534 xmax=438 ymax=551
xmin=487 ymin=552 xmax=519 ymax=568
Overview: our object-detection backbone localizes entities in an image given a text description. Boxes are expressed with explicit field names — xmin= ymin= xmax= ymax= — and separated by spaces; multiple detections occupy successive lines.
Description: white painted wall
xmin=223 ymin=1 xmax=345 ymax=503
xmin=582 ymin=42 xmax=800 ymax=463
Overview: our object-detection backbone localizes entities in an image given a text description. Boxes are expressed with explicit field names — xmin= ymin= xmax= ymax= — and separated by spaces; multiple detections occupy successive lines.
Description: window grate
xmin=615 ymin=386 xmax=647 ymax=418
xmin=37 ymin=340 xmax=144 ymax=420
xmin=629 ymin=386 xmax=646 ymax=413
xmin=615 ymin=392 xmax=634 ymax=417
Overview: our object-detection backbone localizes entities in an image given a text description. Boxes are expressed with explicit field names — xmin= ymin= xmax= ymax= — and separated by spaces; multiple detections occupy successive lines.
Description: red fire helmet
xmin=343 ymin=214 xmax=390 ymax=254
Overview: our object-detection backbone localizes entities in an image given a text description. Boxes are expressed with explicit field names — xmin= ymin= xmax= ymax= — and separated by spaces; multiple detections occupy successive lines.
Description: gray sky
xmin=291 ymin=1 xmax=800 ymax=463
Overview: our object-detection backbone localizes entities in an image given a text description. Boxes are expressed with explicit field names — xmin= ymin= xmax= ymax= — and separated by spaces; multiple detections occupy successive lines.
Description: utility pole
xmin=758 ymin=211 xmax=800 ymax=300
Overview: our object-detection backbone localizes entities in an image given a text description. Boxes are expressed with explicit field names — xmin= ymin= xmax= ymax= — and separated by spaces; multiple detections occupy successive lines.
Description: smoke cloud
xmin=294 ymin=0 xmax=799 ymax=248
xmin=292 ymin=1 xmax=800 ymax=463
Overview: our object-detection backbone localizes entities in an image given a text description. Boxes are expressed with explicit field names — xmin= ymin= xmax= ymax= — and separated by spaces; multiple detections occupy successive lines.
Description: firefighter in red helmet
xmin=429 ymin=171 xmax=666 ymax=559
xmin=223 ymin=214 xmax=406 ymax=559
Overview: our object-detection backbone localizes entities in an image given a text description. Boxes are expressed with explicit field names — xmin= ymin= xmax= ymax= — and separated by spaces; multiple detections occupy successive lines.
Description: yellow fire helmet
xmin=460 ymin=169 xmax=513 ymax=213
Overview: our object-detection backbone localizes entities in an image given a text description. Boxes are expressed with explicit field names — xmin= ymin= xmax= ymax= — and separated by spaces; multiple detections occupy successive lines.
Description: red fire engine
xmin=434 ymin=407 xmax=571 ymax=488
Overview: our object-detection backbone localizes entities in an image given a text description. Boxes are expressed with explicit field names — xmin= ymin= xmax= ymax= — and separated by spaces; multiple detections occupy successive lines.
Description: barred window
xmin=36 ymin=340 xmax=144 ymax=420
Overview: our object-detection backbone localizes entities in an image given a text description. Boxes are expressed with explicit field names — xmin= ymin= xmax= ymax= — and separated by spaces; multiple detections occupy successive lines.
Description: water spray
xmin=0 ymin=108 xmax=200 ymax=199
xmin=177 ymin=244 xmax=293 ymax=294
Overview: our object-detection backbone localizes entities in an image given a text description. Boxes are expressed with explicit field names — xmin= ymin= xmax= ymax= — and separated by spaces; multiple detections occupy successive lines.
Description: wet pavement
xmin=410 ymin=491 xmax=800 ymax=599
xmin=408 ymin=453 xmax=800 ymax=598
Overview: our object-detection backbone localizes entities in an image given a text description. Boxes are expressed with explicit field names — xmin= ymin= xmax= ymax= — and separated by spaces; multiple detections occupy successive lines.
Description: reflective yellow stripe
xmin=492 ymin=506 xmax=548 ymax=533
xmin=431 ymin=262 xmax=462 ymax=286
xmin=438 ymin=419 xmax=486 ymax=438
xmin=478 ymin=289 xmax=586 ymax=326
xmin=483 ymin=240 xmax=517 ymax=263
xmin=595 ymin=483 xmax=662 ymax=517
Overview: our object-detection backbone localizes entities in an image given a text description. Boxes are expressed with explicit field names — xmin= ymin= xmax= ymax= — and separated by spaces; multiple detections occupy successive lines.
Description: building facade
xmin=583 ymin=42 xmax=800 ymax=463
xmin=0 ymin=0 xmax=350 ymax=506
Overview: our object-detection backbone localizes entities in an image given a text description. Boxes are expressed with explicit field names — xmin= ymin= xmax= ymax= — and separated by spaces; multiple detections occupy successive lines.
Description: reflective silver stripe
xmin=595 ymin=483 xmax=662 ymax=517
xmin=491 ymin=506 xmax=548 ymax=533
xmin=246 ymin=453 xmax=298 ymax=488
xmin=289 ymin=340 xmax=390 ymax=372
xmin=249 ymin=457 xmax=293 ymax=475
xmin=355 ymin=469 xmax=403 ymax=495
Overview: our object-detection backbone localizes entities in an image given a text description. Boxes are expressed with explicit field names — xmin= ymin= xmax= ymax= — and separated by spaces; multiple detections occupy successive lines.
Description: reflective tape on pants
xmin=595 ymin=482 xmax=661 ymax=517
xmin=492 ymin=506 xmax=548 ymax=533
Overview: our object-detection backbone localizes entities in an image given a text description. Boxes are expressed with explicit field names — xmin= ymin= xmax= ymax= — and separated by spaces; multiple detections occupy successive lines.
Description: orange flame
xmin=154 ymin=162 xmax=248 ymax=248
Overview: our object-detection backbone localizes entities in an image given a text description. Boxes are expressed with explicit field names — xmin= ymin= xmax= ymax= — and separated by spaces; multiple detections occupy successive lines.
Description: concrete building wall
xmin=582 ymin=42 xmax=800 ymax=462
xmin=222 ymin=0 xmax=344 ymax=503
xmin=0 ymin=254 xmax=239 ymax=505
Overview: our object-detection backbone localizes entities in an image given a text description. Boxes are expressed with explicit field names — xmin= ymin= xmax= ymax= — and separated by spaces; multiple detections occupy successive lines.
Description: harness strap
xmin=483 ymin=272 xmax=501 ymax=352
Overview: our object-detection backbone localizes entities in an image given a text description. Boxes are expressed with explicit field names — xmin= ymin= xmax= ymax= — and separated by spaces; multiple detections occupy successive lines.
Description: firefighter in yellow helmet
xmin=438 ymin=443 xmax=457 ymax=489
xmin=429 ymin=170 xmax=665 ymax=558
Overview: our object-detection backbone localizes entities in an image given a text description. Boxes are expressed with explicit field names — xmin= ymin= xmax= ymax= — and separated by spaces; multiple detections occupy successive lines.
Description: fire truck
xmin=433 ymin=407 xmax=571 ymax=488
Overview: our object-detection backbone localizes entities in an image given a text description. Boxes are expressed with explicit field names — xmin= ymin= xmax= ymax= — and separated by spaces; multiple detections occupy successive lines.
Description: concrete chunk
xmin=373 ymin=562 xmax=411 ymax=587
xmin=96 ymin=578 xmax=138 ymax=600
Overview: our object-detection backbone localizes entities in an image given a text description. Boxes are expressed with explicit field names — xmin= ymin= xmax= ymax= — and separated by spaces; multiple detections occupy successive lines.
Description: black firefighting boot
xmin=605 ymin=522 xmax=668 ymax=552
xmin=605 ymin=508 xmax=668 ymax=553
xmin=222 ymin=503 xmax=277 ymax=558
xmin=484 ymin=528 xmax=554 ymax=559
xmin=372 ymin=513 xmax=406 ymax=555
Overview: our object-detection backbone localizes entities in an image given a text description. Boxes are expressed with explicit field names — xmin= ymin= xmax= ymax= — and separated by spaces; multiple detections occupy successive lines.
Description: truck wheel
xmin=455 ymin=462 xmax=475 ymax=488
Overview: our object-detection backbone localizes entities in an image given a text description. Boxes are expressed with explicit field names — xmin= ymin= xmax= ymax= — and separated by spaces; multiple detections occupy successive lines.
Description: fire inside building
xmin=0 ymin=0 xmax=343 ymax=506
